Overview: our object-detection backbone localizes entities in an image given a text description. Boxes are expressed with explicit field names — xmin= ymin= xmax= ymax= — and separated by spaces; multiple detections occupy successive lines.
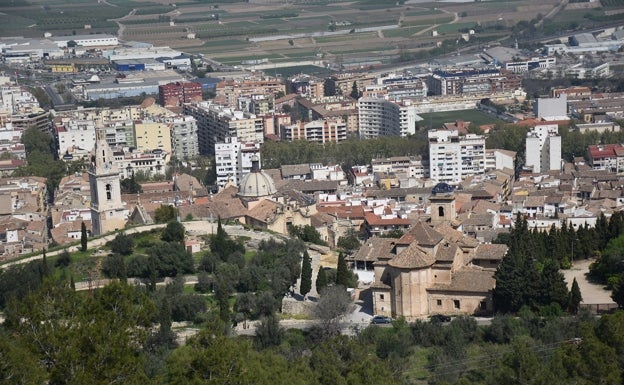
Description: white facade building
xmin=525 ymin=124 xmax=561 ymax=174
xmin=358 ymin=97 xmax=421 ymax=138
xmin=169 ymin=115 xmax=199 ymax=160
xmin=428 ymin=129 xmax=486 ymax=184
xmin=214 ymin=136 xmax=261 ymax=190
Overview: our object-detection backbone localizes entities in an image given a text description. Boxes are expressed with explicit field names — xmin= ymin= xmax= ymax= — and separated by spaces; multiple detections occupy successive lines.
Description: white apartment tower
xmin=525 ymin=124 xmax=561 ymax=174
xmin=89 ymin=132 xmax=126 ymax=236
xmin=358 ymin=97 xmax=419 ymax=138
xmin=214 ymin=136 xmax=261 ymax=190
xmin=428 ymin=129 xmax=486 ymax=184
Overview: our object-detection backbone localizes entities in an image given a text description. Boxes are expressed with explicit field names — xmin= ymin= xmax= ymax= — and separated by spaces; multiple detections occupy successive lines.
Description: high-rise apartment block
xmin=158 ymin=81 xmax=202 ymax=107
xmin=525 ymin=124 xmax=561 ymax=174
xmin=168 ymin=115 xmax=199 ymax=160
xmin=428 ymin=129 xmax=486 ymax=184
xmin=214 ymin=136 xmax=261 ymax=190
xmin=183 ymin=101 xmax=264 ymax=155
xmin=358 ymin=97 xmax=420 ymax=138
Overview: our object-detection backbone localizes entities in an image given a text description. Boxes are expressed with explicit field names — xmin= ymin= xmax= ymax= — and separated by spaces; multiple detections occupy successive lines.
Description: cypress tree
xmin=80 ymin=221 xmax=88 ymax=252
xmin=569 ymin=277 xmax=582 ymax=314
xmin=336 ymin=252 xmax=350 ymax=288
xmin=316 ymin=265 xmax=328 ymax=294
xmin=300 ymin=250 xmax=312 ymax=298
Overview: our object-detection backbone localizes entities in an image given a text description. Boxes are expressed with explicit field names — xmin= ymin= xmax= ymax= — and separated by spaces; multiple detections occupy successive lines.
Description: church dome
xmin=238 ymin=156 xmax=276 ymax=198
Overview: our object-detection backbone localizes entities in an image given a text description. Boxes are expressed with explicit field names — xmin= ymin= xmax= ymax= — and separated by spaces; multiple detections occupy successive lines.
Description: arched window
xmin=438 ymin=206 xmax=444 ymax=217
xmin=106 ymin=184 xmax=112 ymax=200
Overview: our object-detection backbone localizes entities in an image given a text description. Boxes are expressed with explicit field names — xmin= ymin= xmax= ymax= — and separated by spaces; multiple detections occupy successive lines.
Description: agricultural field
xmin=0 ymin=0 xmax=610 ymax=68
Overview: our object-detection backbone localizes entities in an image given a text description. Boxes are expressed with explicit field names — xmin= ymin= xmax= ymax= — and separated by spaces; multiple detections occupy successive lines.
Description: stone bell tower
xmin=429 ymin=183 xmax=456 ymax=226
xmin=88 ymin=129 xmax=126 ymax=236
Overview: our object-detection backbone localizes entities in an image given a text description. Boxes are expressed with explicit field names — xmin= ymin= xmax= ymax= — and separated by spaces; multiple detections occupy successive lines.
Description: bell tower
xmin=88 ymin=129 xmax=126 ymax=235
xmin=429 ymin=183 xmax=456 ymax=226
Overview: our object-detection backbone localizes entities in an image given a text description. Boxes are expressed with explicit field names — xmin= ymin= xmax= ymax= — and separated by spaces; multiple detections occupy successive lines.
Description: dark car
xmin=371 ymin=315 xmax=393 ymax=324
xmin=429 ymin=314 xmax=451 ymax=323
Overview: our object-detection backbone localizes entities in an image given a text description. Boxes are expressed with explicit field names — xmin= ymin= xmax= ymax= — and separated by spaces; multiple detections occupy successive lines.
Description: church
xmin=88 ymin=133 xmax=127 ymax=236
xmin=352 ymin=183 xmax=508 ymax=320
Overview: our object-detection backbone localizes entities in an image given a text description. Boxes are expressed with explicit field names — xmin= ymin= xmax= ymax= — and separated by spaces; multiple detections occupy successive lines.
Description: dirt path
xmin=562 ymin=259 xmax=615 ymax=306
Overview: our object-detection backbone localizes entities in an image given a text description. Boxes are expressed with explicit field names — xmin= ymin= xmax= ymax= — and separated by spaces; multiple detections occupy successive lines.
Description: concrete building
xmin=158 ymin=81 xmax=202 ymax=107
xmin=358 ymin=97 xmax=420 ymax=138
xmin=428 ymin=129 xmax=486 ymax=184
xmin=525 ymin=124 xmax=561 ymax=174
xmin=534 ymin=95 xmax=567 ymax=120
xmin=587 ymin=144 xmax=624 ymax=173
xmin=287 ymin=75 xmax=325 ymax=99
xmin=281 ymin=118 xmax=347 ymax=143
xmin=214 ymin=136 xmax=261 ymax=190
xmin=55 ymin=119 xmax=97 ymax=160
xmin=324 ymin=73 xmax=376 ymax=96
xmin=427 ymin=68 xmax=521 ymax=96
xmin=134 ymin=121 xmax=172 ymax=154
xmin=183 ymin=101 xmax=264 ymax=155
xmin=168 ymin=115 xmax=199 ymax=160
xmin=215 ymin=78 xmax=285 ymax=109
xmin=50 ymin=34 xmax=118 ymax=48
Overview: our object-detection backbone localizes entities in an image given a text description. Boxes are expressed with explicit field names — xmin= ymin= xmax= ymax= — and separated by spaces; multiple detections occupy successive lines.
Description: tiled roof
xmin=429 ymin=267 xmax=495 ymax=293
xmin=435 ymin=242 xmax=458 ymax=262
xmin=347 ymin=237 xmax=396 ymax=262
xmin=403 ymin=222 xmax=443 ymax=246
xmin=281 ymin=164 xmax=311 ymax=178
xmin=474 ymin=243 xmax=508 ymax=260
xmin=388 ymin=242 xmax=435 ymax=269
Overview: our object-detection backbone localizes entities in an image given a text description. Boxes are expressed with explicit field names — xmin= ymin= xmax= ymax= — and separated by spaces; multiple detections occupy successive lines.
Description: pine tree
xmin=569 ymin=277 xmax=582 ymax=314
xmin=40 ymin=248 xmax=49 ymax=278
xmin=80 ymin=221 xmax=88 ymax=252
xmin=316 ymin=266 xmax=328 ymax=294
xmin=300 ymin=250 xmax=312 ymax=298
xmin=336 ymin=252 xmax=350 ymax=288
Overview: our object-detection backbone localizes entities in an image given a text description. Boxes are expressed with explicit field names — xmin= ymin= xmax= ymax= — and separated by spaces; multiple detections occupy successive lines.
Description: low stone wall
xmin=281 ymin=297 xmax=316 ymax=317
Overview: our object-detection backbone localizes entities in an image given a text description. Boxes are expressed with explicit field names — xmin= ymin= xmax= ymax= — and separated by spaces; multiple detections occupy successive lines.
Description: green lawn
xmin=383 ymin=26 xmax=429 ymax=38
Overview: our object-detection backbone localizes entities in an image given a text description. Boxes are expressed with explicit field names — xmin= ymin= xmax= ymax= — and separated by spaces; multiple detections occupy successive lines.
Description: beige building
xmin=357 ymin=184 xmax=507 ymax=320
xmin=134 ymin=121 xmax=172 ymax=154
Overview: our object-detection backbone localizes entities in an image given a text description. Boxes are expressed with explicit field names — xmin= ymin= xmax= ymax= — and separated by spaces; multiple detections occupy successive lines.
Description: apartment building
xmin=427 ymin=68 xmax=521 ymax=96
xmin=587 ymin=144 xmax=624 ymax=173
xmin=287 ymin=75 xmax=325 ymax=99
xmin=158 ymin=81 xmax=202 ymax=107
xmin=428 ymin=129 xmax=486 ymax=184
xmin=183 ymin=101 xmax=264 ymax=155
xmin=281 ymin=118 xmax=347 ymax=143
xmin=324 ymin=73 xmax=376 ymax=96
xmin=215 ymin=78 xmax=285 ymax=109
xmin=134 ymin=121 xmax=172 ymax=154
xmin=168 ymin=115 xmax=199 ymax=160
xmin=214 ymin=136 xmax=261 ymax=189
xmin=525 ymin=124 xmax=561 ymax=174
xmin=358 ymin=97 xmax=420 ymax=138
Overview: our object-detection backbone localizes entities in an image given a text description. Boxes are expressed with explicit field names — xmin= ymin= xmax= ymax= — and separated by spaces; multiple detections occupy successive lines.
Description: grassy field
xmin=419 ymin=110 xmax=503 ymax=130
xmin=263 ymin=64 xmax=335 ymax=78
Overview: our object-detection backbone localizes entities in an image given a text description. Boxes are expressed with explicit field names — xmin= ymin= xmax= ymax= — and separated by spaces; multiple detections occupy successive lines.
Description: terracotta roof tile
xmin=388 ymin=242 xmax=435 ymax=269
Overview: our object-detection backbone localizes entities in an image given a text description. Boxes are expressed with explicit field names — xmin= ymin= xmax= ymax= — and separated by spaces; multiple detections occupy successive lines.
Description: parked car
xmin=429 ymin=314 xmax=451 ymax=323
xmin=371 ymin=315 xmax=393 ymax=324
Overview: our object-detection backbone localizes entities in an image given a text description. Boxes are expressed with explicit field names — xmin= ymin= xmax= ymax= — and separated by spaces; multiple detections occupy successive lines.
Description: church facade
xmin=362 ymin=184 xmax=508 ymax=320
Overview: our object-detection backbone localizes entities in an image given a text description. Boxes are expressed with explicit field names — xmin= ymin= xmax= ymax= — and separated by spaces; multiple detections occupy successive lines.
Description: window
xmin=438 ymin=206 xmax=445 ymax=217
xmin=480 ymin=301 xmax=487 ymax=310
xmin=454 ymin=300 xmax=460 ymax=309
xmin=380 ymin=294 xmax=385 ymax=300
xmin=437 ymin=299 xmax=442 ymax=306
xmin=105 ymin=184 xmax=112 ymax=200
